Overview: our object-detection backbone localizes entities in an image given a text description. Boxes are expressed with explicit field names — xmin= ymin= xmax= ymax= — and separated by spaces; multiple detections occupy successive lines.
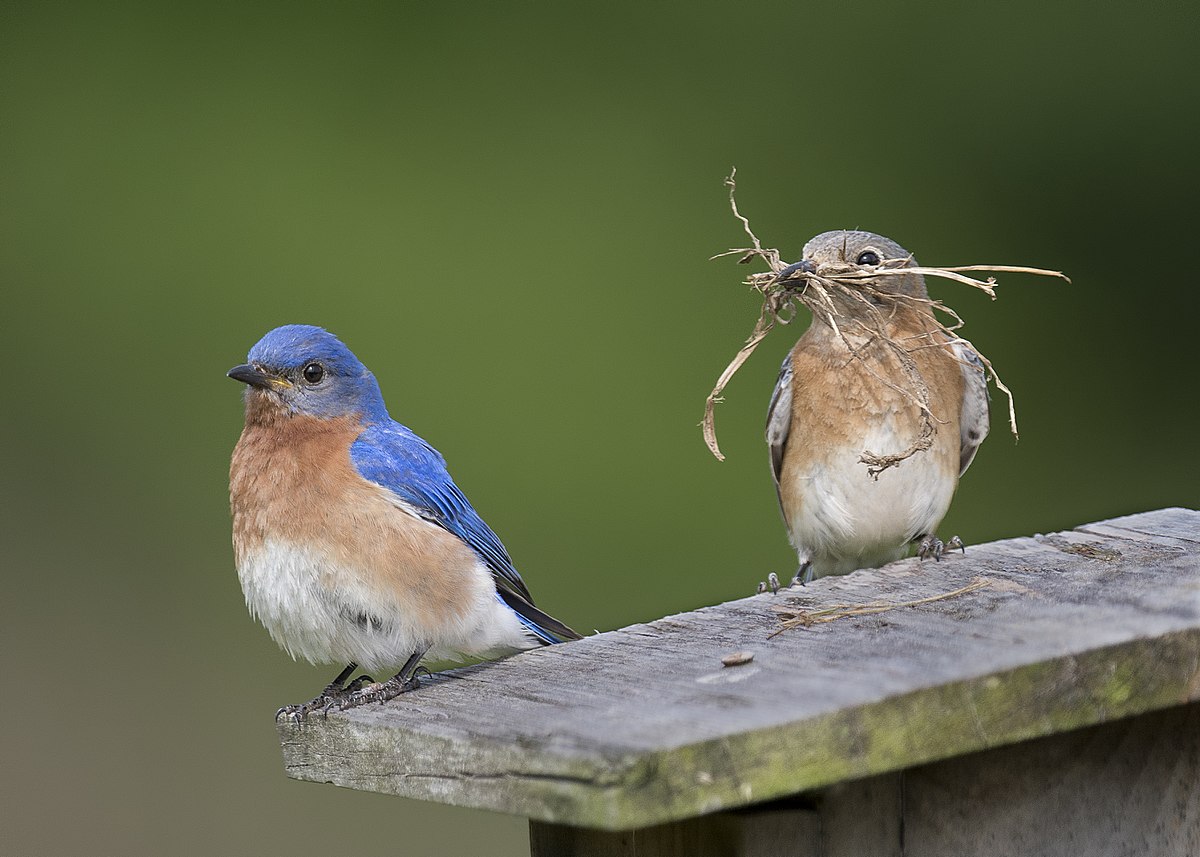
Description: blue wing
xmin=349 ymin=421 xmax=579 ymax=644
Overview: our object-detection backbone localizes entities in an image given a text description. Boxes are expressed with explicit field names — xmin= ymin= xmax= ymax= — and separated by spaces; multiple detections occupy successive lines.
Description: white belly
xmin=785 ymin=424 xmax=957 ymax=577
xmin=237 ymin=538 xmax=539 ymax=671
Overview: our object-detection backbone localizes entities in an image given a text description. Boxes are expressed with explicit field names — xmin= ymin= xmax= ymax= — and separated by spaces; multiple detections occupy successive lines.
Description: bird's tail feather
xmin=498 ymin=591 xmax=582 ymax=644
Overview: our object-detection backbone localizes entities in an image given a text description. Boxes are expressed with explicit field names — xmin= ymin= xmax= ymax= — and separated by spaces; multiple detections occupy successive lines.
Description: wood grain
xmin=528 ymin=705 xmax=1199 ymax=857
xmin=279 ymin=508 xmax=1200 ymax=831
xmin=901 ymin=703 xmax=1199 ymax=857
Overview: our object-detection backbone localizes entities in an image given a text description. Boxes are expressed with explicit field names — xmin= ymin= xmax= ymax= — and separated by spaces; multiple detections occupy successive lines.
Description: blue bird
xmin=228 ymin=325 xmax=580 ymax=719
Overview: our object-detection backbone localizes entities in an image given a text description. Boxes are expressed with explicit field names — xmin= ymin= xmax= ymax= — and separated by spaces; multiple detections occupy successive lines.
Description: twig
xmin=702 ymin=304 xmax=775 ymax=461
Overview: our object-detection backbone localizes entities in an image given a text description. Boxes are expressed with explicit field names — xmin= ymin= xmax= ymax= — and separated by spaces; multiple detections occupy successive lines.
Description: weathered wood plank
xmin=530 ymin=704 xmax=1200 ymax=856
xmin=529 ymin=801 xmax=821 ymax=857
xmin=900 ymin=701 xmax=1200 ymax=857
xmin=280 ymin=508 xmax=1200 ymax=830
xmin=817 ymin=773 xmax=902 ymax=856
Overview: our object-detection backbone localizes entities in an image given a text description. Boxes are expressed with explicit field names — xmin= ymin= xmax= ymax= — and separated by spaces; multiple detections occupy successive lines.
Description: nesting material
xmin=769 ymin=578 xmax=991 ymax=637
xmin=702 ymin=170 xmax=1070 ymax=470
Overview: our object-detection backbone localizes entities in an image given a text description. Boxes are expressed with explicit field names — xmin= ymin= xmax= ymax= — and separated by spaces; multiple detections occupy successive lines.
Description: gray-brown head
xmin=786 ymin=230 xmax=929 ymax=302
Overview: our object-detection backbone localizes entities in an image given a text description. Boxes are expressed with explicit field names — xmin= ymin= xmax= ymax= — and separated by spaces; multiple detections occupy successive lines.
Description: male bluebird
xmin=766 ymin=230 xmax=989 ymax=585
xmin=228 ymin=325 xmax=580 ymax=719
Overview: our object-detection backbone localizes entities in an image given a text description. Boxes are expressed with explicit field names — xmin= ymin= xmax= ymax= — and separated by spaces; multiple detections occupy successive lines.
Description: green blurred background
xmin=2 ymin=2 xmax=1196 ymax=854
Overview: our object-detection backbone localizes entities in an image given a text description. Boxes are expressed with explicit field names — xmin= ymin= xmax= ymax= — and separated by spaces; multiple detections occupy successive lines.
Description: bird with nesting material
xmin=765 ymin=230 xmax=989 ymax=587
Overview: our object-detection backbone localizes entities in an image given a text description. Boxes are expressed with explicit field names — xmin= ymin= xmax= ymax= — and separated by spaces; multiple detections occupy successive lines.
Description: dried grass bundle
xmin=702 ymin=170 xmax=1070 ymax=471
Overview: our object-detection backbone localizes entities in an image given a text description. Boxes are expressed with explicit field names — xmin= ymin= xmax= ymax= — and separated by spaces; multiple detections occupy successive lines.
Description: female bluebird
xmin=766 ymin=231 xmax=989 ymax=585
xmin=228 ymin=325 xmax=580 ymax=719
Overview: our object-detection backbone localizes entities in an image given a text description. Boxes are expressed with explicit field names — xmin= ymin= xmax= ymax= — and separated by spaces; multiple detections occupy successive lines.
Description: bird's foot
xmin=756 ymin=572 xmax=782 ymax=595
xmin=758 ymin=562 xmax=815 ymax=593
xmin=792 ymin=561 xmax=814 ymax=587
xmin=275 ymin=699 xmax=327 ymax=724
xmin=275 ymin=674 xmax=376 ymax=723
xmin=917 ymin=534 xmax=966 ymax=562
xmin=326 ymin=672 xmax=422 ymax=713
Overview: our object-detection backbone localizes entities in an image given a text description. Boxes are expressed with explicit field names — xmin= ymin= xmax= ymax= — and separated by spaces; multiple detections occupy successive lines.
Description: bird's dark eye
xmin=302 ymin=362 xmax=325 ymax=385
xmin=856 ymin=250 xmax=881 ymax=266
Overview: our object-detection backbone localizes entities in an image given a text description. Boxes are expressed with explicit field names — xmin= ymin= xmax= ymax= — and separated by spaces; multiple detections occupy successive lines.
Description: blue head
xmin=228 ymin=325 xmax=389 ymax=423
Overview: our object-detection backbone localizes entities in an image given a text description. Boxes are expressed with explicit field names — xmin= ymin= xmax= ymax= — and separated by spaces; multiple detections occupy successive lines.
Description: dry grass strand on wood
xmin=768 ymin=577 xmax=992 ymax=637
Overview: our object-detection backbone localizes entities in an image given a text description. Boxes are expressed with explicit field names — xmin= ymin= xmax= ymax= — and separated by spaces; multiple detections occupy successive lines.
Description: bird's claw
xmin=917 ymin=534 xmax=966 ymax=562
xmin=345 ymin=674 xmax=376 ymax=693
xmin=275 ymin=672 xmax=377 ymax=722
xmin=275 ymin=694 xmax=337 ymax=724
xmin=917 ymin=535 xmax=944 ymax=561
xmin=756 ymin=564 xmax=817 ymax=594
xmin=275 ymin=705 xmax=304 ymax=724
xmin=756 ymin=572 xmax=782 ymax=595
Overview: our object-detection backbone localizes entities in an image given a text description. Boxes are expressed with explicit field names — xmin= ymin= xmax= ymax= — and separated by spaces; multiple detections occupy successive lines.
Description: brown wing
xmin=765 ymin=354 xmax=794 ymax=505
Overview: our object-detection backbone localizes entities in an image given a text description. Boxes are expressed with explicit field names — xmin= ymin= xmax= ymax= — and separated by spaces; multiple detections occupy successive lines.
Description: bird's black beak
xmin=776 ymin=259 xmax=817 ymax=281
xmin=227 ymin=364 xmax=289 ymax=390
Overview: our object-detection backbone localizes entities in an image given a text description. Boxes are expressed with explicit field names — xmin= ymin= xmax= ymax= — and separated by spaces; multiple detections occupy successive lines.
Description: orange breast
xmin=229 ymin=408 xmax=484 ymax=631
xmin=777 ymin=310 xmax=966 ymax=555
xmin=784 ymin=311 xmax=965 ymax=474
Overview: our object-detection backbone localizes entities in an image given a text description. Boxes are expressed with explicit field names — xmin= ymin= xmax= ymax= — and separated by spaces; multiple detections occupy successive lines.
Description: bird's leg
xmin=329 ymin=647 xmax=431 ymax=713
xmin=276 ymin=663 xmax=369 ymax=722
xmin=791 ymin=561 xmax=814 ymax=587
xmin=916 ymin=535 xmax=966 ymax=562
